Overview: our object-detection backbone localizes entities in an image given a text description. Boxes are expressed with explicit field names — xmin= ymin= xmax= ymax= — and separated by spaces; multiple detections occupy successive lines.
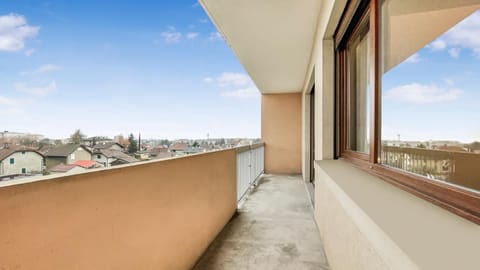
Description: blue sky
xmin=0 ymin=0 xmax=260 ymax=140
xmin=382 ymin=10 xmax=480 ymax=143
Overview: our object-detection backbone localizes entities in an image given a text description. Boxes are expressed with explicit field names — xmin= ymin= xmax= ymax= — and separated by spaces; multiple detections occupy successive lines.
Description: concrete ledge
xmin=314 ymin=160 xmax=480 ymax=270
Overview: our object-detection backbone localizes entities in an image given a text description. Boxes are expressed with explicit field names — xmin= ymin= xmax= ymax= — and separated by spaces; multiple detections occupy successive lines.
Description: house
xmin=183 ymin=147 xmax=205 ymax=155
xmin=49 ymin=164 xmax=87 ymax=175
xmin=169 ymin=142 xmax=188 ymax=154
xmin=0 ymin=145 xmax=44 ymax=178
xmin=92 ymin=149 xmax=138 ymax=167
xmin=149 ymin=145 xmax=168 ymax=155
xmin=41 ymin=144 xmax=92 ymax=169
xmin=91 ymin=141 xmax=125 ymax=151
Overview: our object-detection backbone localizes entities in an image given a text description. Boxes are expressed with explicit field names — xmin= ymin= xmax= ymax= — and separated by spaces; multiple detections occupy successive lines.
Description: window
xmin=71 ymin=154 xmax=75 ymax=160
xmin=97 ymin=155 xmax=102 ymax=159
xmin=10 ymin=158 xmax=14 ymax=164
xmin=335 ymin=0 xmax=480 ymax=224
xmin=22 ymin=168 xmax=26 ymax=174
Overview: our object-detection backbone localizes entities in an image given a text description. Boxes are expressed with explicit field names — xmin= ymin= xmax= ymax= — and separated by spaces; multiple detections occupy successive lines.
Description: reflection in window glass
xmin=381 ymin=0 xmax=480 ymax=192
xmin=347 ymin=17 xmax=371 ymax=154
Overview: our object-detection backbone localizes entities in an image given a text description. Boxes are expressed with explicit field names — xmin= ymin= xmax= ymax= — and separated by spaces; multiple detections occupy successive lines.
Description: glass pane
xmin=381 ymin=0 xmax=480 ymax=193
xmin=347 ymin=21 xmax=371 ymax=153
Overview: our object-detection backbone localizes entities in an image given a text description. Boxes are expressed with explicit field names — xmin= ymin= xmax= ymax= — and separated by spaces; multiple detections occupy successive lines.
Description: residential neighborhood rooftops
xmin=169 ymin=143 xmax=188 ymax=151
xmin=49 ymin=164 xmax=79 ymax=173
xmin=92 ymin=142 xmax=124 ymax=150
xmin=95 ymin=149 xmax=138 ymax=163
xmin=41 ymin=144 xmax=91 ymax=157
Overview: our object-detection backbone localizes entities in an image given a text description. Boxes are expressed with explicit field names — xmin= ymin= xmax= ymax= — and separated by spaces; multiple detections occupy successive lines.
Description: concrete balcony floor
xmin=194 ymin=174 xmax=329 ymax=270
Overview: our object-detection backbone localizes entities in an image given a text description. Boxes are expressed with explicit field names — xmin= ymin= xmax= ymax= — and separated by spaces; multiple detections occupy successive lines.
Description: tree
xmin=192 ymin=141 xmax=199 ymax=147
xmin=219 ymin=138 xmax=226 ymax=146
xmin=127 ymin=133 xmax=138 ymax=153
xmin=70 ymin=129 xmax=86 ymax=144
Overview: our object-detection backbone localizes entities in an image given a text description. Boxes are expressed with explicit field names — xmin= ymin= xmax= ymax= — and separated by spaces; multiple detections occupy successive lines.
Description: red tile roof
xmin=73 ymin=160 xmax=96 ymax=168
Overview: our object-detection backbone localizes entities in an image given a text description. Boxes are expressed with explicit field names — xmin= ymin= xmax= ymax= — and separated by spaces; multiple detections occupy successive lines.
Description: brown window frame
xmin=334 ymin=0 xmax=480 ymax=224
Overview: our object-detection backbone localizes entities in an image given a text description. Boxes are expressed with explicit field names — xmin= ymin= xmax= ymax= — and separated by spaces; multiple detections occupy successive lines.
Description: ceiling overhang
xmin=200 ymin=0 xmax=322 ymax=94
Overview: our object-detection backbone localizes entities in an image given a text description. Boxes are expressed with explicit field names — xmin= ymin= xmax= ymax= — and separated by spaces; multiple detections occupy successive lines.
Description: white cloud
xmin=427 ymin=11 xmax=480 ymax=56
xmin=448 ymin=47 xmax=461 ymax=58
xmin=0 ymin=95 xmax=19 ymax=106
xmin=204 ymin=72 xmax=259 ymax=99
xmin=404 ymin=53 xmax=421 ymax=63
xmin=0 ymin=13 xmax=39 ymax=52
xmin=34 ymin=64 xmax=61 ymax=74
xmin=199 ymin=18 xmax=209 ymax=24
xmin=161 ymin=26 xmax=182 ymax=43
xmin=186 ymin=32 xmax=199 ymax=39
xmin=208 ymin=31 xmax=223 ymax=42
xmin=191 ymin=2 xmax=200 ymax=8
xmin=222 ymin=86 xmax=260 ymax=99
xmin=24 ymin=48 xmax=34 ymax=56
xmin=14 ymin=80 xmax=57 ymax=96
xmin=428 ymin=39 xmax=447 ymax=51
xmin=203 ymin=77 xmax=214 ymax=83
xmin=442 ymin=11 xmax=480 ymax=55
xmin=20 ymin=64 xmax=62 ymax=76
xmin=216 ymin=72 xmax=251 ymax=87
xmin=384 ymin=83 xmax=462 ymax=104
xmin=444 ymin=78 xmax=455 ymax=86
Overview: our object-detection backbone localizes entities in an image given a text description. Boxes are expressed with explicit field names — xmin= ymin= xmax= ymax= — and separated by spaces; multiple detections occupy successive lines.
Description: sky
xmin=0 ymin=0 xmax=261 ymax=140
xmin=381 ymin=10 xmax=480 ymax=143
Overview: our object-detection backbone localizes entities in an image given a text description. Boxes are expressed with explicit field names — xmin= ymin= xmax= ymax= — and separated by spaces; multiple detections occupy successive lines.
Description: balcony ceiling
xmin=200 ymin=0 xmax=322 ymax=94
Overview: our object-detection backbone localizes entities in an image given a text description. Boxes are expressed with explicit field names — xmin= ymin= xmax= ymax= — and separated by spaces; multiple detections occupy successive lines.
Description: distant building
xmin=0 ymin=145 xmax=44 ymax=178
xmin=91 ymin=142 xmax=125 ymax=151
xmin=84 ymin=136 xmax=113 ymax=146
xmin=169 ymin=142 xmax=188 ymax=154
xmin=92 ymin=149 xmax=138 ymax=167
xmin=41 ymin=144 xmax=92 ymax=169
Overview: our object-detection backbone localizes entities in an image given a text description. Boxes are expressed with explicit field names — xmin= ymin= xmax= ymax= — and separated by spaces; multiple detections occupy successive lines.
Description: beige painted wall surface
xmin=262 ymin=93 xmax=302 ymax=174
xmin=0 ymin=149 xmax=237 ymax=270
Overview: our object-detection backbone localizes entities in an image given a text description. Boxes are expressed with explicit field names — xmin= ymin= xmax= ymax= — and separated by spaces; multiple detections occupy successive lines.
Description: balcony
xmin=0 ymin=143 xmax=328 ymax=269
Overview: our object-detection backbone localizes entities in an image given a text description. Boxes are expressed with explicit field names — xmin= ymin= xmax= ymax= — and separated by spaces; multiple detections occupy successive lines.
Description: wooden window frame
xmin=334 ymin=0 xmax=480 ymax=224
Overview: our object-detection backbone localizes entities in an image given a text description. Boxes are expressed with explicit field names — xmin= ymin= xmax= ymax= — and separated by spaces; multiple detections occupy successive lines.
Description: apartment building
xmin=0 ymin=1 xmax=478 ymax=270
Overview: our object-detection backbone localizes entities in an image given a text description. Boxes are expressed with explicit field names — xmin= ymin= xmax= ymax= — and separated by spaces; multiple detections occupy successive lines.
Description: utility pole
xmin=138 ymin=133 xmax=141 ymax=152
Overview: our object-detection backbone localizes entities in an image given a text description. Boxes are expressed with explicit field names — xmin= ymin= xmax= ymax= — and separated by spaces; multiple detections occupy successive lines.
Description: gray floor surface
xmin=193 ymin=174 xmax=329 ymax=270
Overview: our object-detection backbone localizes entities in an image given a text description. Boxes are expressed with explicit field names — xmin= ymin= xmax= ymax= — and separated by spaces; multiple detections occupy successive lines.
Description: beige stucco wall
xmin=262 ymin=93 xmax=302 ymax=174
xmin=0 ymin=151 xmax=43 ymax=175
xmin=67 ymin=147 xmax=92 ymax=164
xmin=306 ymin=0 xmax=480 ymax=270
xmin=0 ymin=149 xmax=237 ymax=270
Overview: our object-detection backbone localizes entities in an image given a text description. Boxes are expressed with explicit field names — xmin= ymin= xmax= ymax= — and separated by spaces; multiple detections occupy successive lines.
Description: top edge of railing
xmin=383 ymin=145 xmax=480 ymax=157
xmin=235 ymin=142 xmax=265 ymax=153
